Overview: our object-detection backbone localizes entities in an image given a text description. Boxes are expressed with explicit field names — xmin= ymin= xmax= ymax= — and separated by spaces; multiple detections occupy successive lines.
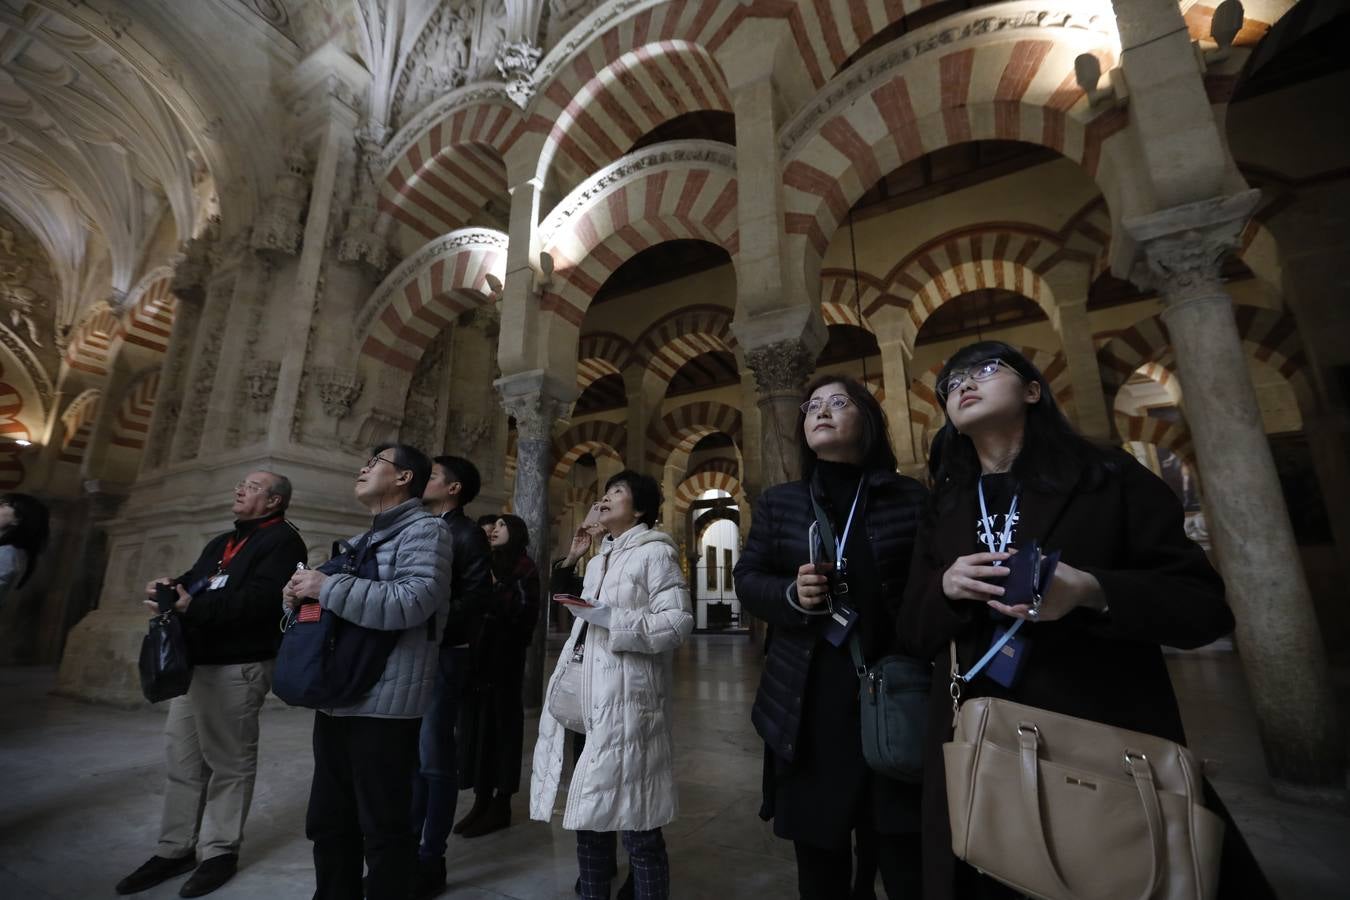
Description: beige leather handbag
xmin=945 ymin=694 xmax=1225 ymax=900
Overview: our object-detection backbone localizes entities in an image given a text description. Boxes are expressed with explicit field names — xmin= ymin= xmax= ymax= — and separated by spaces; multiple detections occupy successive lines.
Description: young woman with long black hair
xmin=455 ymin=514 xmax=539 ymax=838
xmin=0 ymin=492 xmax=49 ymax=610
xmin=899 ymin=340 xmax=1270 ymax=899
xmin=734 ymin=375 xmax=928 ymax=899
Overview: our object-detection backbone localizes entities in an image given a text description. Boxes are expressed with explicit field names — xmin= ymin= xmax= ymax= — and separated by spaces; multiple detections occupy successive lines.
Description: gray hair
xmin=262 ymin=471 xmax=292 ymax=512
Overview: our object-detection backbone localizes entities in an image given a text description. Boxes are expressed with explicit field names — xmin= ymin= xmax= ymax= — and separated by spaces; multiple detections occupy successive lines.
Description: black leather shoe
xmin=115 ymin=854 xmax=197 ymax=895
xmin=179 ymin=854 xmax=237 ymax=898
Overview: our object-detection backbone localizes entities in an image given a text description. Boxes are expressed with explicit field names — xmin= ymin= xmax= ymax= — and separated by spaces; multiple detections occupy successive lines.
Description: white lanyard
xmin=833 ymin=480 xmax=864 ymax=572
xmin=977 ymin=477 xmax=1019 ymax=558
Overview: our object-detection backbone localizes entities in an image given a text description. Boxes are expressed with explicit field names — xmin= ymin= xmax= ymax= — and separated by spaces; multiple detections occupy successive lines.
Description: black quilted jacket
xmin=734 ymin=470 xmax=927 ymax=761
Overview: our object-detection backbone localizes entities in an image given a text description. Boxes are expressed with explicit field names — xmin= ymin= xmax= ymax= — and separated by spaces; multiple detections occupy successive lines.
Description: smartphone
xmin=552 ymin=593 xmax=594 ymax=608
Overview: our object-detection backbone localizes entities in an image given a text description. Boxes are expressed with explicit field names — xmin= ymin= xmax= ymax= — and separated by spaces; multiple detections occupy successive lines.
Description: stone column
xmin=497 ymin=372 xmax=572 ymax=707
xmin=1054 ymin=299 xmax=1112 ymax=440
xmin=744 ymin=339 xmax=817 ymax=489
xmin=871 ymin=310 xmax=920 ymax=470
xmin=1125 ymin=191 xmax=1345 ymax=799
xmin=622 ymin=366 xmax=657 ymax=475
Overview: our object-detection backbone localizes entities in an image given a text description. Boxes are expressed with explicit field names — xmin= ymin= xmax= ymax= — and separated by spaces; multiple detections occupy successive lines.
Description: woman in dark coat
xmin=455 ymin=514 xmax=540 ymax=838
xmin=899 ymin=340 xmax=1271 ymax=899
xmin=734 ymin=375 xmax=928 ymax=899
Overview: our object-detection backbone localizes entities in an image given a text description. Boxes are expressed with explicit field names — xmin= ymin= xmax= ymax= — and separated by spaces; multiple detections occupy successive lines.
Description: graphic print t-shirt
xmin=974 ymin=472 xmax=1020 ymax=554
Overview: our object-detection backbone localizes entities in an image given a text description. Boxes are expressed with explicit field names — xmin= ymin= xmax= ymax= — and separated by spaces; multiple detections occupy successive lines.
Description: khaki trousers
xmin=157 ymin=661 xmax=272 ymax=859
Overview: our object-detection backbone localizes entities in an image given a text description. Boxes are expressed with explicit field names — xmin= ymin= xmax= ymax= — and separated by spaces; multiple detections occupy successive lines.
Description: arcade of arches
xmin=0 ymin=0 xmax=1347 ymax=803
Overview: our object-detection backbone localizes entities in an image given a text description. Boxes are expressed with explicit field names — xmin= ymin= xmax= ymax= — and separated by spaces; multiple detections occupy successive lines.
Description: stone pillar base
xmin=53 ymin=609 xmax=153 ymax=708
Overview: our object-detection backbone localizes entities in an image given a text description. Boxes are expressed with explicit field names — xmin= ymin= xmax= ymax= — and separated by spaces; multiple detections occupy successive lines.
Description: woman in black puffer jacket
xmin=734 ymin=375 xmax=927 ymax=900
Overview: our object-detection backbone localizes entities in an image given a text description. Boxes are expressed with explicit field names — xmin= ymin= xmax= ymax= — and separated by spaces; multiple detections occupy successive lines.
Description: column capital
xmin=744 ymin=339 xmax=816 ymax=399
xmin=1123 ymin=189 xmax=1261 ymax=303
xmin=495 ymin=370 xmax=574 ymax=442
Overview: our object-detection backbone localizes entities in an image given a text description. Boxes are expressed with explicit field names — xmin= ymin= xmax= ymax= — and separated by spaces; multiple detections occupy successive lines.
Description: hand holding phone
xmin=552 ymin=593 xmax=594 ymax=608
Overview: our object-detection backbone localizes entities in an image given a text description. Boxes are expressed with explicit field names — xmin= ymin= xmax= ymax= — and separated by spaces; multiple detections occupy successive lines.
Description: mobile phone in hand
xmin=552 ymin=593 xmax=594 ymax=608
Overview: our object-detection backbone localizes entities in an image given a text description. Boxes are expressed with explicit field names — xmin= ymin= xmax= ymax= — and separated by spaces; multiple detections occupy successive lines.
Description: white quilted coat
xmin=529 ymin=525 xmax=693 ymax=832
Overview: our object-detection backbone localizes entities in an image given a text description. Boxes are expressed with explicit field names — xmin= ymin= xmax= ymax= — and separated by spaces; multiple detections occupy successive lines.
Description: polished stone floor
xmin=1 ymin=638 xmax=1346 ymax=899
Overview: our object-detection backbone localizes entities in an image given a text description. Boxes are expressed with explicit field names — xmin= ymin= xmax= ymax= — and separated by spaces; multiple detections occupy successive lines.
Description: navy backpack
xmin=272 ymin=535 xmax=403 ymax=709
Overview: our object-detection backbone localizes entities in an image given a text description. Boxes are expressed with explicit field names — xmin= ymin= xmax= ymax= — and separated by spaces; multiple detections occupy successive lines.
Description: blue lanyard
xmin=957 ymin=479 xmax=1022 ymax=685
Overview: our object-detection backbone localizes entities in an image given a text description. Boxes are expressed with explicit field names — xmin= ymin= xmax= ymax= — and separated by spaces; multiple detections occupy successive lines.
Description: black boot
xmin=452 ymin=792 xmax=491 ymax=835
xmin=460 ymin=793 xmax=510 ymax=838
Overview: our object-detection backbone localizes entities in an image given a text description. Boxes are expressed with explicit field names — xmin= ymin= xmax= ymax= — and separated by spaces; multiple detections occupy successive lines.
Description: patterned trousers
xmin=576 ymin=827 xmax=669 ymax=900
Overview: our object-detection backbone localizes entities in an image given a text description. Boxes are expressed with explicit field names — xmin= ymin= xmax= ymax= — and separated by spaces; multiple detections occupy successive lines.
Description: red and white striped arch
xmin=64 ymin=308 xmax=121 ymax=377
xmin=110 ymin=369 xmax=161 ymax=451
xmin=687 ymin=456 xmax=739 ymax=481
xmin=782 ymin=5 xmax=1122 ymax=268
xmin=634 ymin=304 xmax=736 ymax=390
xmin=538 ymin=142 xmax=739 ymax=326
xmin=357 ymin=229 xmax=507 ymax=374
xmin=123 ymin=272 xmax=177 ymax=354
xmin=576 ymin=332 xmax=637 ymax=393
xmin=58 ymin=389 xmax=101 ymax=465
xmin=821 ymin=268 xmax=895 ymax=331
xmin=644 ymin=400 xmax=742 ymax=469
xmin=908 ymin=345 xmax=1074 ymax=436
xmin=0 ymin=364 xmax=29 ymax=490
xmin=378 ymin=92 xmax=526 ymax=251
xmin=552 ymin=419 xmax=628 ymax=479
xmin=534 ymin=38 xmax=734 ymax=196
xmin=673 ymin=467 xmax=744 ymax=514
xmin=874 ymin=226 xmax=1068 ymax=345
xmin=1117 ymin=412 xmax=1196 ymax=469
xmin=1098 ymin=307 xmax=1315 ymax=417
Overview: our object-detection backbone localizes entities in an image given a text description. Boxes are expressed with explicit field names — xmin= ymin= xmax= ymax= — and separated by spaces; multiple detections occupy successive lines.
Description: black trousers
xmin=306 ymin=713 xmax=422 ymax=900
xmin=794 ymin=830 xmax=921 ymax=900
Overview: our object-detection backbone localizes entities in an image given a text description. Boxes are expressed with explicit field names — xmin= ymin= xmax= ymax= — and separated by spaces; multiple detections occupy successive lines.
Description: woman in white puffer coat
xmin=530 ymin=470 xmax=693 ymax=900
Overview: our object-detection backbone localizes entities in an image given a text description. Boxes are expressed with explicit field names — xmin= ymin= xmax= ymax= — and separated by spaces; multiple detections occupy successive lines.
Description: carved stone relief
xmin=250 ymin=148 xmax=312 ymax=257
xmin=392 ymin=2 xmax=473 ymax=130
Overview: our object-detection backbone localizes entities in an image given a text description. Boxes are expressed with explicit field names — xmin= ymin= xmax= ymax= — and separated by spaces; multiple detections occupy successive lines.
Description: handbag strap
xmin=947 ymin=624 xmax=1024 ymax=723
xmin=1017 ymin=723 xmax=1166 ymax=900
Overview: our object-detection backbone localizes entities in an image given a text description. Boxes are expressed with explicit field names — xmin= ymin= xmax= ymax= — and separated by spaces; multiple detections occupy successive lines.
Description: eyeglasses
xmin=938 ymin=359 xmax=1019 ymax=400
xmin=235 ymin=481 xmax=270 ymax=493
xmin=800 ymin=394 xmax=853 ymax=416
xmin=364 ymin=455 xmax=399 ymax=471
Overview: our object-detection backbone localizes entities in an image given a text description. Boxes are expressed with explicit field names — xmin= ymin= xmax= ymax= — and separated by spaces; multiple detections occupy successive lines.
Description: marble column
xmin=1126 ymin=191 xmax=1345 ymax=798
xmin=744 ymin=339 xmax=817 ymax=489
xmin=497 ymin=372 xmax=572 ymax=707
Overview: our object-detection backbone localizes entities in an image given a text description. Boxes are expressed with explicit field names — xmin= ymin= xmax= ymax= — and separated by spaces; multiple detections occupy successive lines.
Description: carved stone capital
xmin=251 ymin=148 xmax=312 ymax=257
xmin=745 ymin=340 xmax=816 ymax=398
xmin=500 ymin=392 xmax=568 ymax=442
xmin=242 ymin=360 xmax=280 ymax=413
xmin=171 ymin=221 xmax=219 ymax=303
xmin=1123 ymin=189 xmax=1261 ymax=307
xmin=315 ymin=367 xmax=364 ymax=419
xmin=496 ymin=40 xmax=543 ymax=107
xmin=451 ymin=413 xmax=492 ymax=454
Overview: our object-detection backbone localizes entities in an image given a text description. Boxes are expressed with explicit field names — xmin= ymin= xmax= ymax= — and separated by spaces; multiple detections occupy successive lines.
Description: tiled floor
xmin=0 ymin=638 xmax=1345 ymax=899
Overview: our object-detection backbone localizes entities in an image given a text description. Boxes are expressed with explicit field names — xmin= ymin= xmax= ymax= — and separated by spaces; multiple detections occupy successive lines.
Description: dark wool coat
xmin=897 ymin=451 xmax=1262 ymax=900
xmin=176 ymin=514 xmax=308 ymax=665
xmin=734 ymin=468 xmax=928 ymax=846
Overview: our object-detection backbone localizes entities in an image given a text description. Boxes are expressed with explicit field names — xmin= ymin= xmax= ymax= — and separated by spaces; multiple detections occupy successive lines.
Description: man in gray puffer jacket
xmin=284 ymin=443 xmax=452 ymax=900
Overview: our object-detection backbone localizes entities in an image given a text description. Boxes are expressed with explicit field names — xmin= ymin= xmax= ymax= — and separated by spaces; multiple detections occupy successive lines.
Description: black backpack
xmin=273 ymin=534 xmax=424 ymax=708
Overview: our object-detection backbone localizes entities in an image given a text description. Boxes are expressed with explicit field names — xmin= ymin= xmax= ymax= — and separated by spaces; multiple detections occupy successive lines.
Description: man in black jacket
xmin=116 ymin=471 xmax=308 ymax=898
xmin=411 ymin=455 xmax=493 ymax=898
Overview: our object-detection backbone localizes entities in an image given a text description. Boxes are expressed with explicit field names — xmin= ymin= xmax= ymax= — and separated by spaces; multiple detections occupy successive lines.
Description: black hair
xmin=476 ymin=513 xmax=499 ymax=529
xmin=929 ymin=341 xmax=1114 ymax=508
xmin=489 ymin=513 xmax=531 ymax=579
xmin=0 ymin=492 xmax=49 ymax=588
xmin=796 ymin=374 xmax=899 ymax=479
xmin=372 ymin=442 xmax=432 ymax=500
xmin=431 ymin=455 xmax=481 ymax=506
xmin=604 ymin=470 xmax=662 ymax=528
xmin=262 ymin=472 xmax=292 ymax=512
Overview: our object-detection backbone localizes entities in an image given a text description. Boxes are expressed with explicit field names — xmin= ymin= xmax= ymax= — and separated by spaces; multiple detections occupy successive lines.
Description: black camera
xmin=154 ymin=582 xmax=179 ymax=613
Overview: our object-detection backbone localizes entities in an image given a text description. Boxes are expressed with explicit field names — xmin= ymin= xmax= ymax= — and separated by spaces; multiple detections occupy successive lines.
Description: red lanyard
xmin=218 ymin=516 xmax=282 ymax=572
